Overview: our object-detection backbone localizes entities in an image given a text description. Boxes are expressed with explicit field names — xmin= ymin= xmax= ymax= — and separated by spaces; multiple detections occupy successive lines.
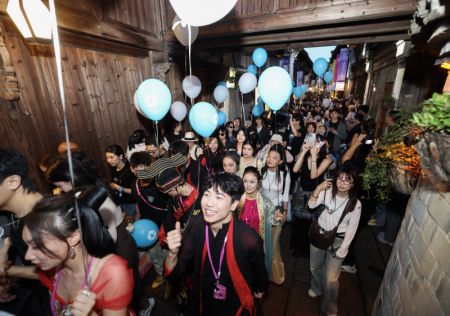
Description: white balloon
xmin=169 ymin=0 xmax=237 ymax=27
xmin=172 ymin=16 xmax=199 ymax=46
xmin=322 ymin=98 xmax=331 ymax=108
xmin=213 ymin=85 xmax=229 ymax=103
xmin=182 ymin=75 xmax=202 ymax=99
xmin=170 ymin=101 xmax=187 ymax=121
xmin=238 ymin=72 xmax=257 ymax=94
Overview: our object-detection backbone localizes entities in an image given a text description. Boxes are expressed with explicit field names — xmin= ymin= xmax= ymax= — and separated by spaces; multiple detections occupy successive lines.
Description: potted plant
xmin=412 ymin=93 xmax=450 ymax=187
xmin=362 ymin=107 xmax=422 ymax=202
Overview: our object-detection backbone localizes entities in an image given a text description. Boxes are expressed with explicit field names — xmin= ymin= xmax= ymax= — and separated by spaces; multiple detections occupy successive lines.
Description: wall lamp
xmin=6 ymin=0 xmax=51 ymax=43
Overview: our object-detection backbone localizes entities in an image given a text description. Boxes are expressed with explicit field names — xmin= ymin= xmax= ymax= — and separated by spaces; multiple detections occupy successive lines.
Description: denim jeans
xmin=310 ymin=237 xmax=344 ymax=315
xmin=147 ymin=241 xmax=166 ymax=276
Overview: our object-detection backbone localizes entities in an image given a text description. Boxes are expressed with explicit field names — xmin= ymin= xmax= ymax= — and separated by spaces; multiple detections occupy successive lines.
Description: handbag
xmin=291 ymin=178 xmax=311 ymax=219
xmin=270 ymin=225 xmax=285 ymax=285
xmin=309 ymin=193 xmax=348 ymax=249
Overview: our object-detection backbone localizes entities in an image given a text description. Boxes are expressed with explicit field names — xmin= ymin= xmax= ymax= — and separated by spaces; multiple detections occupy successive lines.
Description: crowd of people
xmin=0 ymin=96 xmax=404 ymax=316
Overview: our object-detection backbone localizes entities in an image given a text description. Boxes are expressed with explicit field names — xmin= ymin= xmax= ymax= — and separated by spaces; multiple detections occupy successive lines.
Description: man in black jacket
xmin=165 ymin=173 xmax=268 ymax=315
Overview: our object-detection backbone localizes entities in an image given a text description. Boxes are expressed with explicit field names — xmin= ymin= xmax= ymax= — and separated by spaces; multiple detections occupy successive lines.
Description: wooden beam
xmin=1 ymin=17 xmax=150 ymax=57
xmin=196 ymin=0 xmax=417 ymax=38
xmin=214 ymin=34 xmax=409 ymax=54
xmin=193 ymin=19 xmax=411 ymax=49
xmin=0 ymin=0 xmax=163 ymax=52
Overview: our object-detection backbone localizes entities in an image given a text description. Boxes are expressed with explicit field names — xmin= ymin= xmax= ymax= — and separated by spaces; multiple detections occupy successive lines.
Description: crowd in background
xmin=0 ymin=95 xmax=407 ymax=316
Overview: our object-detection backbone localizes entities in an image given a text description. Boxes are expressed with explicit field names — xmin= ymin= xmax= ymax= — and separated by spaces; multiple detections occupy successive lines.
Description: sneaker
xmin=377 ymin=232 xmax=394 ymax=247
xmin=307 ymin=288 xmax=319 ymax=298
xmin=138 ymin=297 xmax=155 ymax=316
xmin=151 ymin=275 xmax=165 ymax=289
xmin=341 ymin=264 xmax=357 ymax=274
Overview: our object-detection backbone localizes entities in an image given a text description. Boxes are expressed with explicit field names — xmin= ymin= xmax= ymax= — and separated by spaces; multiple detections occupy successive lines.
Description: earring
xmin=69 ymin=246 xmax=76 ymax=259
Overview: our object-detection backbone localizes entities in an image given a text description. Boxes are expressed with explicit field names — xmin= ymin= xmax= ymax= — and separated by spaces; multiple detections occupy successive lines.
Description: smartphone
xmin=365 ymin=139 xmax=373 ymax=145
xmin=316 ymin=141 xmax=325 ymax=149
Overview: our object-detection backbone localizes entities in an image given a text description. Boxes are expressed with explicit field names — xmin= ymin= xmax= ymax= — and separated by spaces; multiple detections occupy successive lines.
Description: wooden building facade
xmin=0 ymin=0 xmax=419 ymax=187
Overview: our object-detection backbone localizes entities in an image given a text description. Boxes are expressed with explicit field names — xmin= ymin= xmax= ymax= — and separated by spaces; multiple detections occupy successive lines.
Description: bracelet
xmin=119 ymin=186 xmax=124 ymax=193
xmin=311 ymin=160 xmax=317 ymax=162
xmin=312 ymin=194 xmax=319 ymax=199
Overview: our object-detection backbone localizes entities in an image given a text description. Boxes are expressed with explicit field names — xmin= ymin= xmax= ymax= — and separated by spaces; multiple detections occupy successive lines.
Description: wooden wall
xmin=0 ymin=29 xmax=153 ymax=188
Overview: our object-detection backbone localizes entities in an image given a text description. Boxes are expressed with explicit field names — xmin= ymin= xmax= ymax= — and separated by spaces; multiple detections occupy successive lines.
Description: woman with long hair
xmin=23 ymin=192 xmax=133 ymax=315
xmin=105 ymin=145 xmax=136 ymax=218
xmin=224 ymin=122 xmax=236 ymax=146
xmin=126 ymin=129 xmax=147 ymax=162
xmin=306 ymin=163 xmax=361 ymax=316
xmin=238 ymin=167 xmax=281 ymax=274
xmin=291 ymin=135 xmax=334 ymax=257
xmin=217 ymin=126 xmax=232 ymax=149
xmin=203 ymin=136 xmax=223 ymax=176
xmin=260 ymin=144 xmax=290 ymax=221
xmin=46 ymin=154 xmax=140 ymax=309
xmin=234 ymin=128 xmax=247 ymax=156
xmin=238 ymin=139 xmax=260 ymax=177
xmin=221 ymin=150 xmax=240 ymax=175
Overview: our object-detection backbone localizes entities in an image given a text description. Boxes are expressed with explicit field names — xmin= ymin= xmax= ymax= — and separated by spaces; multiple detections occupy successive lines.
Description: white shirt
xmin=126 ymin=142 xmax=147 ymax=161
xmin=308 ymin=188 xmax=361 ymax=258
xmin=261 ymin=169 xmax=291 ymax=207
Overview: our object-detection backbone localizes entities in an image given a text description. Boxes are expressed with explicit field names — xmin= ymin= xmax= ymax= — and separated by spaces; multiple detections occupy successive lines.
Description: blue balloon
xmin=136 ymin=79 xmax=172 ymax=121
xmin=217 ymin=81 xmax=227 ymax=87
xmin=131 ymin=219 xmax=158 ymax=248
xmin=323 ymin=71 xmax=333 ymax=84
xmin=313 ymin=58 xmax=329 ymax=77
xmin=252 ymin=103 xmax=264 ymax=117
xmin=301 ymin=84 xmax=308 ymax=93
xmin=247 ymin=64 xmax=257 ymax=75
xmin=189 ymin=102 xmax=219 ymax=137
xmin=257 ymin=97 xmax=263 ymax=105
xmin=293 ymin=86 xmax=303 ymax=97
xmin=258 ymin=66 xmax=292 ymax=111
xmin=217 ymin=111 xmax=227 ymax=126
xmin=252 ymin=48 xmax=268 ymax=68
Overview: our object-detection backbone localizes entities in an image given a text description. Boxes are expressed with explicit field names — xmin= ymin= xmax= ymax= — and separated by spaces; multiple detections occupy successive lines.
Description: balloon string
xmin=155 ymin=121 xmax=160 ymax=158
xmin=49 ymin=0 xmax=86 ymax=282
xmin=241 ymin=93 xmax=246 ymax=130
xmin=274 ymin=111 xmax=277 ymax=135
xmin=188 ymin=24 xmax=192 ymax=78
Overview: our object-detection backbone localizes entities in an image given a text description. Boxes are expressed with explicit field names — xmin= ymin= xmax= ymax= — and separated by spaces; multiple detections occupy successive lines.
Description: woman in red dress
xmin=22 ymin=190 xmax=134 ymax=316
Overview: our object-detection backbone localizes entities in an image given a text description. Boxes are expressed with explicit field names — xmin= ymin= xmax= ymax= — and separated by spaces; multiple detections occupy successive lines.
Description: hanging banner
xmin=333 ymin=54 xmax=340 ymax=83
xmin=337 ymin=48 xmax=349 ymax=82
xmin=296 ymin=70 xmax=303 ymax=86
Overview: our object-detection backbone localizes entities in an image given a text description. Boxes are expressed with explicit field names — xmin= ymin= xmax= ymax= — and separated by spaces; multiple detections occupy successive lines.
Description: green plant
xmin=362 ymin=103 xmax=423 ymax=202
xmin=412 ymin=93 xmax=450 ymax=133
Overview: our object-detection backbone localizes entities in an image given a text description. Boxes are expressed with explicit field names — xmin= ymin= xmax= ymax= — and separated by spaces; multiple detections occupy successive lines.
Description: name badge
xmin=213 ymin=283 xmax=227 ymax=300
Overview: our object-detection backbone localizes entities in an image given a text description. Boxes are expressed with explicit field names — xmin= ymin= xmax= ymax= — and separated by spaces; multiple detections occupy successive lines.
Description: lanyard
xmin=205 ymin=225 xmax=228 ymax=281
xmin=135 ymin=182 xmax=167 ymax=211
xmin=51 ymin=256 xmax=94 ymax=316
